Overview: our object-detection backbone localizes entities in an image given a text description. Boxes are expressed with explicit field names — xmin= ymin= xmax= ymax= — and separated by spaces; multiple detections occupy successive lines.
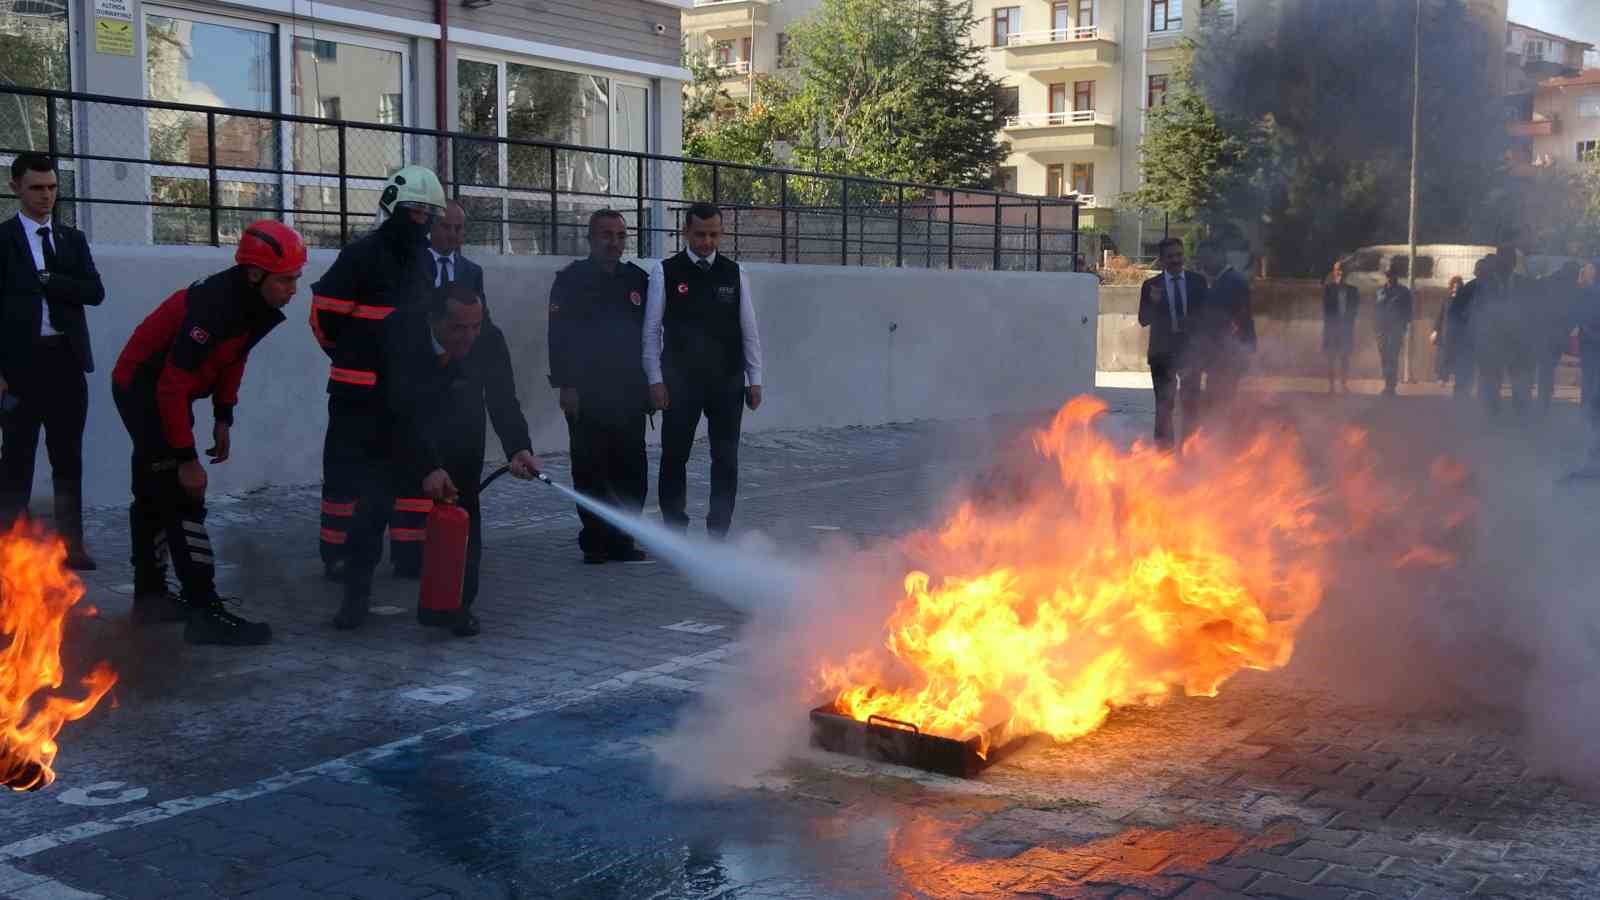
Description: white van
xmin=1341 ymin=244 xmax=1496 ymax=292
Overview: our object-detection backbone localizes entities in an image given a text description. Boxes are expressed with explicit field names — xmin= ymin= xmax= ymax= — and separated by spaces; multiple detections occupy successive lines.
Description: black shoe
xmin=393 ymin=565 xmax=421 ymax=580
xmin=582 ymin=550 xmax=607 ymax=565
xmin=452 ymin=609 xmax=480 ymax=638
xmin=323 ymin=559 xmax=346 ymax=582
xmin=131 ymin=589 xmax=186 ymax=626
xmin=609 ymin=547 xmax=648 ymax=563
xmin=185 ymin=600 xmax=272 ymax=646
xmin=333 ymin=596 xmax=369 ymax=630
xmin=417 ymin=606 xmax=455 ymax=628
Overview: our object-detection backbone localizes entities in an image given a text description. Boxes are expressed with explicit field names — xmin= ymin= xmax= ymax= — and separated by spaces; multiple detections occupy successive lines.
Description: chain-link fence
xmin=0 ymin=85 xmax=1083 ymax=271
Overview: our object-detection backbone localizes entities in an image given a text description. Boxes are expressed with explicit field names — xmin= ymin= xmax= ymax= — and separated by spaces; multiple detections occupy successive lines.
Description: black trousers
xmin=567 ymin=410 xmax=646 ymax=553
xmin=1149 ymin=356 xmax=1201 ymax=449
xmin=320 ymin=395 xmax=388 ymax=566
xmin=1535 ymin=348 xmax=1562 ymax=411
xmin=345 ymin=458 xmax=481 ymax=607
xmin=659 ymin=370 xmax=745 ymax=536
xmin=1451 ymin=350 xmax=1476 ymax=400
xmin=1378 ymin=332 xmax=1405 ymax=393
xmin=113 ymin=386 xmax=216 ymax=604
xmin=0 ymin=338 xmax=86 ymax=521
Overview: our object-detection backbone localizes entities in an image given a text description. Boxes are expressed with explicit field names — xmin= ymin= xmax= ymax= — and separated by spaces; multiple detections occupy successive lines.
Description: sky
xmin=1509 ymin=0 xmax=1600 ymax=44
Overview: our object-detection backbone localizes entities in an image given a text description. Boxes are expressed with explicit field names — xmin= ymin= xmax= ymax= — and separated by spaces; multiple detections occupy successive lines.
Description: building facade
xmin=681 ymin=0 xmax=813 ymax=101
xmin=0 ymin=0 xmax=688 ymax=249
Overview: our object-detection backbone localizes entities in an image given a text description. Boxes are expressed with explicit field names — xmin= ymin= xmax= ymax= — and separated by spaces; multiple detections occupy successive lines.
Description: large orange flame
xmin=817 ymin=396 xmax=1462 ymax=755
xmin=0 ymin=522 xmax=115 ymax=791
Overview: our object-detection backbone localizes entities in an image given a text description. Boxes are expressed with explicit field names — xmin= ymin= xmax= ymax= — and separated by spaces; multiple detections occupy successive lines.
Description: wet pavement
xmin=3 ymin=388 xmax=1600 ymax=899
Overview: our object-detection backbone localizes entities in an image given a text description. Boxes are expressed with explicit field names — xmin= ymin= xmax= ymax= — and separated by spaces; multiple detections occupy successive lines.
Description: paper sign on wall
xmin=94 ymin=18 xmax=134 ymax=56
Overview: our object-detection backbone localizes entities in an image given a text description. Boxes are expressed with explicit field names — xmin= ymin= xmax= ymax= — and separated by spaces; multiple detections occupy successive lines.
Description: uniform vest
xmin=660 ymin=251 xmax=744 ymax=378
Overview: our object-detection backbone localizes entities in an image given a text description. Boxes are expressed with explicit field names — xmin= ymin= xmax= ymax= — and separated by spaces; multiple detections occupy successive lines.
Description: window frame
xmin=1071 ymin=162 xmax=1094 ymax=195
xmin=1048 ymin=82 xmax=1067 ymax=118
xmin=1073 ymin=80 xmax=1095 ymax=113
xmin=1052 ymin=2 xmax=1070 ymax=37
xmin=992 ymin=6 xmax=1019 ymax=47
xmin=453 ymin=48 xmax=653 ymax=254
xmin=1045 ymin=163 xmax=1065 ymax=198
xmin=1077 ymin=0 xmax=1095 ymax=28
xmin=1147 ymin=74 xmax=1169 ymax=109
xmin=1150 ymin=0 xmax=1181 ymax=33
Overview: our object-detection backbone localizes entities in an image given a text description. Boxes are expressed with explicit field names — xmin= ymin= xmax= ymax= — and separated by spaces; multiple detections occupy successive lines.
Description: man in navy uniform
xmin=549 ymin=210 xmax=651 ymax=563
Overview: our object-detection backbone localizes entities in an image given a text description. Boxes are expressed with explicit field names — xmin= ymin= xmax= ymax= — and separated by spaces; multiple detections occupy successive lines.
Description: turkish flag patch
xmin=676 ymin=282 xmax=689 ymax=295
xmin=629 ymin=290 xmax=642 ymax=306
xmin=188 ymin=326 xmax=210 ymax=345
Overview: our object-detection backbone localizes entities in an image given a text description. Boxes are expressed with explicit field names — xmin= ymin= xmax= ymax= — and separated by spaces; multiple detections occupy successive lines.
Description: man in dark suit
xmin=1139 ymin=237 xmax=1209 ymax=449
xmin=0 ymin=153 xmax=104 ymax=569
xmin=387 ymin=200 xmax=487 ymax=577
xmin=1199 ymin=242 xmax=1257 ymax=411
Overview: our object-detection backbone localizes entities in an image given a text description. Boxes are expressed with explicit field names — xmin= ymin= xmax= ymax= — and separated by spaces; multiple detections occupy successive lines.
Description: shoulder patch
xmin=188 ymin=326 xmax=210 ymax=345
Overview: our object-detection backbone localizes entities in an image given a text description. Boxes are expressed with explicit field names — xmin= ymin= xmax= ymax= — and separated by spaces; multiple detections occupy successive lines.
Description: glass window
xmin=1077 ymin=0 xmax=1095 ymax=28
xmin=0 ymin=2 xmax=75 ymax=224
xmin=776 ymin=32 xmax=793 ymax=67
xmin=1053 ymin=3 xmax=1070 ymax=37
xmin=999 ymin=86 xmax=1019 ymax=120
xmin=289 ymin=36 xmax=404 ymax=177
xmin=1579 ymin=94 xmax=1600 ymax=118
xmin=455 ymin=58 xmax=499 ymax=187
xmin=992 ymin=7 xmax=1019 ymax=47
xmin=1148 ymin=74 xmax=1169 ymax=108
xmin=1074 ymin=80 xmax=1095 ymax=112
xmin=996 ymin=166 xmax=1018 ymax=193
xmin=1151 ymin=0 xmax=1181 ymax=33
xmin=505 ymin=63 xmax=608 ymax=190
xmin=1049 ymin=83 xmax=1067 ymax=116
xmin=1072 ymin=162 xmax=1094 ymax=195
xmin=146 ymin=11 xmax=278 ymax=245
xmin=1046 ymin=164 xmax=1065 ymax=198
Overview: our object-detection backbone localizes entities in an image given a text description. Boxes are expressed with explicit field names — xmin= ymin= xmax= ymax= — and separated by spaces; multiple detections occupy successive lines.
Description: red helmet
xmin=235 ymin=220 xmax=307 ymax=275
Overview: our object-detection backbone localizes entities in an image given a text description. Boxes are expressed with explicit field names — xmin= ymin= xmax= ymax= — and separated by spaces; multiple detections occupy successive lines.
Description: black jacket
xmin=548 ymin=258 xmax=649 ymax=420
xmin=311 ymin=217 xmax=433 ymax=398
xmin=1139 ymin=270 xmax=1209 ymax=363
xmin=384 ymin=304 xmax=532 ymax=483
xmin=426 ymin=249 xmax=485 ymax=299
xmin=0 ymin=214 xmax=104 ymax=377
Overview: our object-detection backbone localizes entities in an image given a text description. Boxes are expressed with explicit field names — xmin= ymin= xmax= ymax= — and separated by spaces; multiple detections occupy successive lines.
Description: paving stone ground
xmin=2 ymin=387 xmax=1599 ymax=899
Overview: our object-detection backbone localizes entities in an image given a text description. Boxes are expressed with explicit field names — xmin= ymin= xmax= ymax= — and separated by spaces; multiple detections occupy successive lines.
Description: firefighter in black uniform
xmin=311 ymin=165 xmax=445 ymax=581
xmin=336 ymin=283 xmax=541 ymax=635
xmin=645 ymin=203 xmax=765 ymax=538
xmin=110 ymin=221 xmax=305 ymax=645
xmin=549 ymin=210 xmax=651 ymax=563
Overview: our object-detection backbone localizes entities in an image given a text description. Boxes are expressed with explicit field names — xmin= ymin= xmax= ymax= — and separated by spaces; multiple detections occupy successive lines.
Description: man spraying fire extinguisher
xmin=111 ymin=221 xmax=306 ymax=645
xmin=334 ymin=282 xmax=541 ymax=635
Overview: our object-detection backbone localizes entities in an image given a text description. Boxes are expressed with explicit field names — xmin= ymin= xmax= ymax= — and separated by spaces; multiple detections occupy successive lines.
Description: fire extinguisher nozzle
xmin=536 ymin=472 xmax=552 ymax=485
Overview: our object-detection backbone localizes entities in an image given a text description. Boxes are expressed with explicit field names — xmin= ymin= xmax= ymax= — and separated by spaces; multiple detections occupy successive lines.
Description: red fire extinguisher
xmin=419 ymin=500 xmax=470 ymax=622
xmin=418 ymin=464 xmax=549 ymax=621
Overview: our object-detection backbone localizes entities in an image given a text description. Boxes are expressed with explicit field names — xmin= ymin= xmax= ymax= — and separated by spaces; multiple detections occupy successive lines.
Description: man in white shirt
xmin=0 ymin=153 xmax=105 ymax=569
xmin=644 ymin=203 xmax=764 ymax=539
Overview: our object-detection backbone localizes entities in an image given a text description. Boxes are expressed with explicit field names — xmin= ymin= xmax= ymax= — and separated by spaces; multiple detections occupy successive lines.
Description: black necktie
xmin=37 ymin=226 xmax=57 ymax=273
xmin=442 ymin=256 xmax=453 ymax=284
xmin=696 ymin=257 xmax=712 ymax=272
xmin=38 ymin=226 xmax=63 ymax=332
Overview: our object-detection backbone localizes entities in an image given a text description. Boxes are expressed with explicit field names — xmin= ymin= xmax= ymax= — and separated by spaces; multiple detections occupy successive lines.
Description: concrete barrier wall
xmin=38 ymin=246 xmax=1098 ymax=508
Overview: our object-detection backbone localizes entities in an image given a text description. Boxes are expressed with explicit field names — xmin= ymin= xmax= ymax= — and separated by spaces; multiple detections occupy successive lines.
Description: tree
xmin=679 ymin=0 xmax=1011 ymax=198
xmin=1121 ymin=52 xmax=1257 ymax=225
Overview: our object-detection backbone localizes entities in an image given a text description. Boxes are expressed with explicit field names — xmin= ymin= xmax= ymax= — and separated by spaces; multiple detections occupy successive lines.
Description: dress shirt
xmin=643 ymin=249 xmax=764 ymax=387
xmin=1164 ymin=271 xmax=1188 ymax=332
xmin=18 ymin=211 xmax=56 ymax=336
xmin=429 ymin=247 xmax=456 ymax=288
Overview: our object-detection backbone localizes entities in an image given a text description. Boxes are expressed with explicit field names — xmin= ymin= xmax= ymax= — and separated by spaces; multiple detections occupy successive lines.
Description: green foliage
xmin=1122 ymin=51 xmax=1257 ymax=224
xmin=680 ymin=0 xmax=1010 ymax=203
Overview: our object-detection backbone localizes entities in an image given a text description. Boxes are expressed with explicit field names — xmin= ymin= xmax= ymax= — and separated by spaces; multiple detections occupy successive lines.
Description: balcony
xmin=1506 ymin=114 xmax=1559 ymax=138
xmin=714 ymin=60 xmax=753 ymax=78
xmin=1003 ymin=110 xmax=1116 ymax=151
xmin=684 ymin=0 xmax=768 ymax=37
xmin=1001 ymin=26 xmax=1118 ymax=76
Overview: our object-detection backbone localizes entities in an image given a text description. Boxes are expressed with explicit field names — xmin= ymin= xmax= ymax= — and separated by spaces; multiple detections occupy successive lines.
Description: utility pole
xmin=1405 ymin=0 xmax=1422 ymax=385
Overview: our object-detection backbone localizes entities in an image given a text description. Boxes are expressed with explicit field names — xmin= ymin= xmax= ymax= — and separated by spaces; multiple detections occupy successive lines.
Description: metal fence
xmin=0 ymin=86 xmax=1083 ymax=272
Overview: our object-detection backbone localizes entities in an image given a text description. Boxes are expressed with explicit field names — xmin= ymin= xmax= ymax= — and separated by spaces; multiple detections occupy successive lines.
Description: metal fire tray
xmin=808 ymin=704 xmax=1015 ymax=778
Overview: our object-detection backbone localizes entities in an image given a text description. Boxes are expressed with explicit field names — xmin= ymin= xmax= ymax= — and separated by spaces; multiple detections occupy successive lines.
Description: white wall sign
xmin=94 ymin=0 xmax=133 ymax=20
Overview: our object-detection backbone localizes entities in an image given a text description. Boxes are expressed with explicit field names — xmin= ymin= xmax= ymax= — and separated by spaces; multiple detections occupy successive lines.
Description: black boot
xmin=132 ymin=588 xmax=186 ymax=625
xmin=334 ymin=593 xmax=369 ymax=630
xmin=452 ymin=607 xmax=480 ymax=638
xmin=53 ymin=484 xmax=96 ymax=571
xmin=185 ymin=598 xmax=272 ymax=646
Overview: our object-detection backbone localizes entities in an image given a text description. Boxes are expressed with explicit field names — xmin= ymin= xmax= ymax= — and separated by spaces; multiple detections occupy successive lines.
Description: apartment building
xmin=0 ymin=0 xmax=688 ymax=246
xmin=681 ymin=0 xmax=814 ymax=100
xmin=1503 ymin=20 xmax=1597 ymax=172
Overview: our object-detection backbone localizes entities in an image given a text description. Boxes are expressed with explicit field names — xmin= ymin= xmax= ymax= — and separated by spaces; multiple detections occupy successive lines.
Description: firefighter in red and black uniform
xmin=111 ymin=221 xmax=305 ymax=645
xmin=310 ymin=166 xmax=445 ymax=581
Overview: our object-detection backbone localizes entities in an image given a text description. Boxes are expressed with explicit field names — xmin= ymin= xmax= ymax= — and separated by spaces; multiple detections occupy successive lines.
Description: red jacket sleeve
xmin=213 ymin=355 xmax=247 ymax=425
xmin=155 ymin=310 xmax=226 ymax=459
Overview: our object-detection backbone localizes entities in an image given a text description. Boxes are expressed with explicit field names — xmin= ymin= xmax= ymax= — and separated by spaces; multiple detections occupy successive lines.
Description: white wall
xmin=37 ymin=247 xmax=1097 ymax=509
